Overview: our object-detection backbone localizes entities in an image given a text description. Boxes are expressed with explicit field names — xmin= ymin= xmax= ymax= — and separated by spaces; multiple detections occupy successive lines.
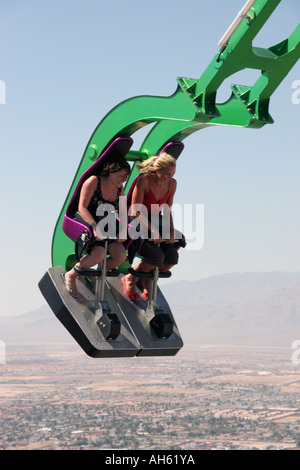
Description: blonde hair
xmin=137 ymin=152 xmax=176 ymax=174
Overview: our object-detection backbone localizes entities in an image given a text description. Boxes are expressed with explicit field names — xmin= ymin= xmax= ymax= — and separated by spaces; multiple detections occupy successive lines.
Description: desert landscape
xmin=1 ymin=271 xmax=300 ymax=450
xmin=1 ymin=343 xmax=300 ymax=450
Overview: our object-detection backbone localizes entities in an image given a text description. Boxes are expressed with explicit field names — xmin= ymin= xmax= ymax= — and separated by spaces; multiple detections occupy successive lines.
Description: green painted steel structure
xmin=51 ymin=0 xmax=300 ymax=270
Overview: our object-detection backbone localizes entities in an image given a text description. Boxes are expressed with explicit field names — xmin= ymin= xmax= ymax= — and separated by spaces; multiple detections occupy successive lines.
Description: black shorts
xmin=139 ymin=241 xmax=179 ymax=268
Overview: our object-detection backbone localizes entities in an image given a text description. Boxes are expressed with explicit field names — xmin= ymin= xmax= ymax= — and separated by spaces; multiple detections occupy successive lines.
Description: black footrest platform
xmin=38 ymin=267 xmax=140 ymax=358
xmin=74 ymin=266 xmax=119 ymax=277
xmin=128 ymin=268 xmax=172 ymax=279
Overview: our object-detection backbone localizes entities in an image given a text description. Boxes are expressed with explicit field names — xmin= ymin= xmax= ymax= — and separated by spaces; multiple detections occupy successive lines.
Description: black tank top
xmin=88 ymin=177 xmax=121 ymax=220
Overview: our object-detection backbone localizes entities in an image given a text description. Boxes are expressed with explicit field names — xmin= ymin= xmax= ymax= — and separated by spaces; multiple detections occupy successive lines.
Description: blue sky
xmin=1 ymin=0 xmax=299 ymax=317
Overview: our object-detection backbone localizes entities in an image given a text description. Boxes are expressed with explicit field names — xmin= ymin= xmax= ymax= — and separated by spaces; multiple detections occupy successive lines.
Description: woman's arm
xmin=78 ymin=176 xmax=98 ymax=224
xmin=165 ymin=179 xmax=177 ymax=244
xmin=117 ymin=185 xmax=127 ymax=243
xmin=78 ymin=176 xmax=101 ymax=239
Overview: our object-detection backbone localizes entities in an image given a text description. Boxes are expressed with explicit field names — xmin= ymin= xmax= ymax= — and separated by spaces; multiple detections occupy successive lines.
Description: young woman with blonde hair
xmin=122 ymin=152 xmax=179 ymax=301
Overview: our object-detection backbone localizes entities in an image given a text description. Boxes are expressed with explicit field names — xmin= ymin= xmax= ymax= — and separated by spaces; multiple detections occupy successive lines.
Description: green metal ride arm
xmin=51 ymin=0 xmax=299 ymax=269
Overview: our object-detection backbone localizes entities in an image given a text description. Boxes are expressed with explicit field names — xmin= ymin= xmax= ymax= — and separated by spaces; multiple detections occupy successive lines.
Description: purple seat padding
xmin=62 ymin=137 xmax=133 ymax=242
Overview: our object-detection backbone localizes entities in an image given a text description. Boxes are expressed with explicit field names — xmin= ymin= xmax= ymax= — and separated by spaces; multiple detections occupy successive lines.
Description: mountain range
xmin=0 ymin=271 xmax=299 ymax=347
xmin=162 ymin=271 xmax=300 ymax=346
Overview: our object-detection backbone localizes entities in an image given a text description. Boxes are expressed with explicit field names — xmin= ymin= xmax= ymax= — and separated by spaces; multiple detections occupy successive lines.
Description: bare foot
xmin=121 ymin=274 xmax=137 ymax=301
xmin=63 ymin=270 xmax=78 ymax=298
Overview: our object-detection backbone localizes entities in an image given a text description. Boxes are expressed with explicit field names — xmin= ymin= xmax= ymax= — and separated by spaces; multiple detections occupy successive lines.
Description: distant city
xmin=1 ymin=343 xmax=300 ymax=450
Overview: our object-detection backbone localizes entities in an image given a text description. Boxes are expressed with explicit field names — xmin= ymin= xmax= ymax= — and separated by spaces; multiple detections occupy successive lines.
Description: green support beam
xmin=51 ymin=0 xmax=300 ymax=269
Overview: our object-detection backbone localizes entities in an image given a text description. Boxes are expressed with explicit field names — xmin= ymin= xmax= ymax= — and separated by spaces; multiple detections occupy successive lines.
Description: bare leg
xmin=124 ymin=260 xmax=155 ymax=296
xmin=64 ymin=245 xmax=105 ymax=296
xmin=138 ymin=263 xmax=175 ymax=295
xmin=159 ymin=264 xmax=175 ymax=272
xmin=106 ymin=242 xmax=127 ymax=270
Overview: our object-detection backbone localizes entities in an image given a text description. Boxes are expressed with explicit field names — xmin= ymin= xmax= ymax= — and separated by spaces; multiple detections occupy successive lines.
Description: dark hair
xmin=99 ymin=155 xmax=131 ymax=177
